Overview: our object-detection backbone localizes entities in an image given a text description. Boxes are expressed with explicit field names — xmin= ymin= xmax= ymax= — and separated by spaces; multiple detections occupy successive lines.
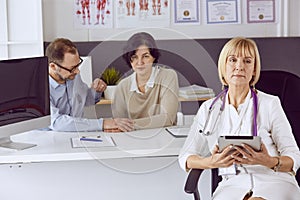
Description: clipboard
xmin=165 ymin=126 xmax=190 ymax=138
xmin=71 ymin=135 xmax=116 ymax=148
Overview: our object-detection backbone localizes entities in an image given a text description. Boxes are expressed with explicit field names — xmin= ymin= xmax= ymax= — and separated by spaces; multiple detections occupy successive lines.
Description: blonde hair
xmin=218 ymin=37 xmax=261 ymax=88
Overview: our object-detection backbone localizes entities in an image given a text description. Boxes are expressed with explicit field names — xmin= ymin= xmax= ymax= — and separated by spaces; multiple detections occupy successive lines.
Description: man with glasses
xmin=46 ymin=38 xmax=134 ymax=132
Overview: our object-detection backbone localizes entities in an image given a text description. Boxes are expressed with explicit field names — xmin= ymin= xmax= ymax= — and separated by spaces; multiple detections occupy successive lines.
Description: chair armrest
xmin=184 ymin=168 xmax=204 ymax=194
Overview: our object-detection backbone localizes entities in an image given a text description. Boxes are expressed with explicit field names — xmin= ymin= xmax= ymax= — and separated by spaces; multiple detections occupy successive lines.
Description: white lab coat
xmin=178 ymin=89 xmax=300 ymax=200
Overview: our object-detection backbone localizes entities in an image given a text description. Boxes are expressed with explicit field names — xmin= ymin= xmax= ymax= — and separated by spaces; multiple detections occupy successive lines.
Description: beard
xmin=54 ymin=70 xmax=76 ymax=82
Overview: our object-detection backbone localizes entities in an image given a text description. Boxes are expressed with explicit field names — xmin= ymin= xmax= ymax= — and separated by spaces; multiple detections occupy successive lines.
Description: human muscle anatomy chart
xmin=74 ymin=0 xmax=169 ymax=29
xmin=116 ymin=0 xmax=170 ymax=28
xmin=74 ymin=0 xmax=112 ymax=28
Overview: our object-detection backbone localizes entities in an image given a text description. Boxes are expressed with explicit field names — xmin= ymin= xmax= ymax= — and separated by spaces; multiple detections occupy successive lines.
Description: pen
xmin=80 ymin=137 xmax=103 ymax=142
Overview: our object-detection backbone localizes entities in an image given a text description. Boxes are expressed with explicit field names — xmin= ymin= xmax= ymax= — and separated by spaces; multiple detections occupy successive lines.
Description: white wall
xmin=288 ymin=0 xmax=300 ymax=36
xmin=1 ymin=0 xmax=43 ymax=60
xmin=42 ymin=0 xmax=300 ymax=42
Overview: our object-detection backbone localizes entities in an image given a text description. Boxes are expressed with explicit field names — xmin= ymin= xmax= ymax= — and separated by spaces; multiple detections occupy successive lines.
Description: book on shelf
xmin=179 ymin=84 xmax=215 ymax=99
xmin=179 ymin=84 xmax=213 ymax=95
xmin=179 ymin=92 xmax=215 ymax=100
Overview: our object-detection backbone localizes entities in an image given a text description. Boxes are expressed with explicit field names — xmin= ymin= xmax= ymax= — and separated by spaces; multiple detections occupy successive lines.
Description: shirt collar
xmin=49 ymin=75 xmax=62 ymax=89
xmin=130 ymin=65 xmax=159 ymax=94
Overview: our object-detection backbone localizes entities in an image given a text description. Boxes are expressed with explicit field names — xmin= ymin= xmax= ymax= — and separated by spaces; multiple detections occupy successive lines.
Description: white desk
xmin=0 ymin=127 xmax=211 ymax=200
xmin=0 ymin=128 xmax=184 ymax=164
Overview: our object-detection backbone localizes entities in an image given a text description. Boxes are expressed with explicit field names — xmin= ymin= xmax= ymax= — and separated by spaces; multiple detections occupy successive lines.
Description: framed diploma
xmin=174 ymin=0 xmax=200 ymax=24
xmin=247 ymin=0 xmax=276 ymax=23
xmin=206 ymin=0 xmax=240 ymax=24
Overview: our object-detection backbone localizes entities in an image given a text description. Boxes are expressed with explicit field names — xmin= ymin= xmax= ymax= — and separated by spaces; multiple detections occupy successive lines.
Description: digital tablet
xmin=218 ymin=136 xmax=262 ymax=153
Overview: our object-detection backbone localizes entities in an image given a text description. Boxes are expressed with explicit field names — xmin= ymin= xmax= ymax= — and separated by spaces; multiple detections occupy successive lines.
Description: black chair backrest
xmin=256 ymin=70 xmax=300 ymax=145
xmin=256 ymin=70 xmax=300 ymax=184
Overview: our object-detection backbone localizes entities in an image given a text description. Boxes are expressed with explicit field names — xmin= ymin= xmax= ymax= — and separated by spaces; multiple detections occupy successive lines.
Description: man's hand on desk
xmin=103 ymin=118 xmax=134 ymax=132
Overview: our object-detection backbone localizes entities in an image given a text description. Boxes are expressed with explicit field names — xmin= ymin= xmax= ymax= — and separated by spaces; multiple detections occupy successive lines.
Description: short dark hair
xmin=45 ymin=38 xmax=78 ymax=64
xmin=123 ymin=32 xmax=161 ymax=67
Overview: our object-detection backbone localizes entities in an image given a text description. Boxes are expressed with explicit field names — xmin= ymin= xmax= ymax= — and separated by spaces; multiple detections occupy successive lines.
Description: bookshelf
xmin=97 ymin=85 xmax=215 ymax=105
xmin=97 ymin=97 xmax=211 ymax=105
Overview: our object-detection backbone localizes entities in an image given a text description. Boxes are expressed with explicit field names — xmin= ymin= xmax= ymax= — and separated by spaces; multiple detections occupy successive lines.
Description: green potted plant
xmin=100 ymin=67 xmax=122 ymax=100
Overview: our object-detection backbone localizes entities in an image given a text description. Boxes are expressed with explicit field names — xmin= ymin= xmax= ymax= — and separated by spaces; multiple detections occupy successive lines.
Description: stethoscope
xmin=199 ymin=87 xmax=258 ymax=136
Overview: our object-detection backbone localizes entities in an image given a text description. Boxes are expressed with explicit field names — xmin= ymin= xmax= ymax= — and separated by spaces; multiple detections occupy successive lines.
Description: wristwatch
xmin=271 ymin=156 xmax=281 ymax=172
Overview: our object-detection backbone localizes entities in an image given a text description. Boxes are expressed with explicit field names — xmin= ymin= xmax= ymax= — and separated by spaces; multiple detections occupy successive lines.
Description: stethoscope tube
xmin=199 ymin=88 xmax=258 ymax=136
xmin=199 ymin=88 xmax=228 ymax=136
xmin=251 ymin=88 xmax=258 ymax=136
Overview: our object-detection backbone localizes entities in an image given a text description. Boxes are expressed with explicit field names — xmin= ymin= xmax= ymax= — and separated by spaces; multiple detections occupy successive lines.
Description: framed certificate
xmin=247 ymin=0 xmax=276 ymax=23
xmin=174 ymin=0 xmax=200 ymax=24
xmin=206 ymin=0 xmax=240 ymax=24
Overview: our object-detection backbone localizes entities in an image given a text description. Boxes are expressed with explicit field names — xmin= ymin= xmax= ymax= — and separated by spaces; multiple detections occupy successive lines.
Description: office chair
xmin=184 ymin=70 xmax=300 ymax=200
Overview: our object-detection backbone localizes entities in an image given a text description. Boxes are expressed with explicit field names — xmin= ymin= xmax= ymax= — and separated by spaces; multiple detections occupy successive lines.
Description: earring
xmin=222 ymin=85 xmax=228 ymax=90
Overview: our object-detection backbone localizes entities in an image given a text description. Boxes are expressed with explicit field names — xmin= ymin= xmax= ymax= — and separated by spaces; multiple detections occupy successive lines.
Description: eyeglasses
xmin=52 ymin=57 xmax=83 ymax=73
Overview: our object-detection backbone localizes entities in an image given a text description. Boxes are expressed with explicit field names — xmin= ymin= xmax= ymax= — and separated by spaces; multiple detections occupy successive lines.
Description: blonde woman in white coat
xmin=178 ymin=37 xmax=300 ymax=200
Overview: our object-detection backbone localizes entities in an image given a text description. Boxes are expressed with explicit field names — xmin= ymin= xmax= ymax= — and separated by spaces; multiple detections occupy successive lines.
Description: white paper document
xmin=71 ymin=135 xmax=115 ymax=148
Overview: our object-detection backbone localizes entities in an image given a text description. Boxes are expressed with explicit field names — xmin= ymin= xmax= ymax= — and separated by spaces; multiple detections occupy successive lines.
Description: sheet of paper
xmin=71 ymin=135 xmax=115 ymax=148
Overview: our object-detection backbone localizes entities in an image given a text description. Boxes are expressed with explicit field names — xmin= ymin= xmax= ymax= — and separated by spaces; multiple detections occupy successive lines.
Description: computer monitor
xmin=0 ymin=56 xmax=50 ymax=150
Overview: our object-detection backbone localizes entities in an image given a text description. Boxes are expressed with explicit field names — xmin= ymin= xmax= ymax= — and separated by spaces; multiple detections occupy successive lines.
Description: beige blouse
xmin=112 ymin=65 xmax=179 ymax=130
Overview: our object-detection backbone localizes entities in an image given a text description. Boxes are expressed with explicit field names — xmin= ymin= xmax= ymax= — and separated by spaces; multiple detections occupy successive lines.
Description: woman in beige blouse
xmin=112 ymin=32 xmax=179 ymax=130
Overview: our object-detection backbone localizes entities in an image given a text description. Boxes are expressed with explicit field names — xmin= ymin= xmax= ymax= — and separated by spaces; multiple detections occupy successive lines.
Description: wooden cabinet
xmin=0 ymin=0 xmax=43 ymax=60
